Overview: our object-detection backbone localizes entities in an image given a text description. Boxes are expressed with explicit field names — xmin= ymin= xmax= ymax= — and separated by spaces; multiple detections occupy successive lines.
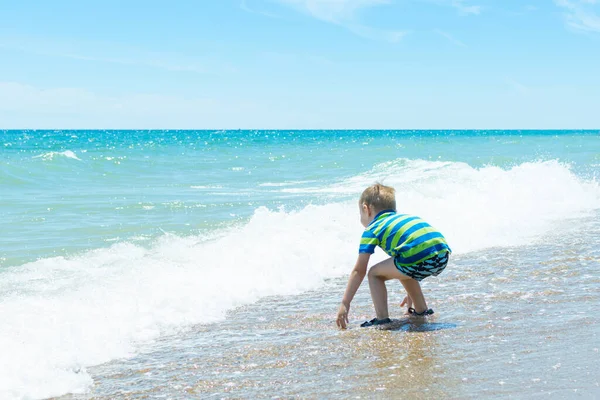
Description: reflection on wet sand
xmin=60 ymin=222 xmax=600 ymax=399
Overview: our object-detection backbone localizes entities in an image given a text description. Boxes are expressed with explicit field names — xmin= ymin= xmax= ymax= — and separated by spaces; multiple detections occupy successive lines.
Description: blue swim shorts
xmin=394 ymin=251 xmax=450 ymax=281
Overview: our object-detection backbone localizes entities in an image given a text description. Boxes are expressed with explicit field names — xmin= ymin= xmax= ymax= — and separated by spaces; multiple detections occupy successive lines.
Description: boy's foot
xmin=360 ymin=317 xmax=392 ymax=327
xmin=407 ymin=308 xmax=434 ymax=316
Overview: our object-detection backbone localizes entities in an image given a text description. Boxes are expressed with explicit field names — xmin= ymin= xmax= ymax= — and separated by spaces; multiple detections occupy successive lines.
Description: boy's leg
xmin=398 ymin=277 xmax=428 ymax=314
xmin=368 ymin=258 xmax=428 ymax=319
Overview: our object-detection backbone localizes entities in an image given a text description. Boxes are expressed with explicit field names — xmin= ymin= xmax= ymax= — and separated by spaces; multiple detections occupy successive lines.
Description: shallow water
xmin=57 ymin=212 xmax=600 ymax=399
xmin=2 ymin=130 xmax=600 ymax=399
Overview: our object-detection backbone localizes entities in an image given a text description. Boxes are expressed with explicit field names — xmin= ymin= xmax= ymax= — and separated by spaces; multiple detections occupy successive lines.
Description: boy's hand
xmin=400 ymin=295 xmax=413 ymax=313
xmin=336 ymin=303 xmax=349 ymax=329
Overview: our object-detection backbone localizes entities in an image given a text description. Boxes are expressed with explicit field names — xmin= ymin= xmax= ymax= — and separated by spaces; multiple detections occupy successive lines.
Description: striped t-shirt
xmin=359 ymin=209 xmax=451 ymax=266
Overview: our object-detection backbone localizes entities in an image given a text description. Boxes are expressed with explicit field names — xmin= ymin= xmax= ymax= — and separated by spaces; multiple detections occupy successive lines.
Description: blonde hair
xmin=359 ymin=183 xmax=396 ymax=212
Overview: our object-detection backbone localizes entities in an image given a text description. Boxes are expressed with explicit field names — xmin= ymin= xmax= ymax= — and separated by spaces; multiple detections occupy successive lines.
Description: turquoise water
xmin=1 ymin=130 xmax=599 ymax=399
xmin=2 ymin=130 xmax=598 ymax=267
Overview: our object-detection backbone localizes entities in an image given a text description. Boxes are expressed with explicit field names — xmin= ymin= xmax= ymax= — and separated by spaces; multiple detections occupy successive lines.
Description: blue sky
xmin=0 ymin=0 xmax=599 ymax=129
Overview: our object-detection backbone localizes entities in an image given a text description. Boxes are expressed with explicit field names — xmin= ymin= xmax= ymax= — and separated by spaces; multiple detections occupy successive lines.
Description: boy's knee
xmin=367 ymin=267 xmax=378 ymax=280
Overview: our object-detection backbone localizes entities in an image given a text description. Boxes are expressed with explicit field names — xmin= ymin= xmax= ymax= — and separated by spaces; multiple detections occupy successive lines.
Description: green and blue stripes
xmin=359 ymin=210 xmax=451 ymax=266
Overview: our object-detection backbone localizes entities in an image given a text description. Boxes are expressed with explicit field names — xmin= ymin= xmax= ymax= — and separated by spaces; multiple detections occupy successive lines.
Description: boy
xmin=336 ymin=183 xmax=451 ymax=329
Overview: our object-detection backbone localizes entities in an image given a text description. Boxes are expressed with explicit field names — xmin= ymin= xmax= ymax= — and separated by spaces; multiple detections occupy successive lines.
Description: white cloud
xmin=555 ymin=0 xmax=600 ymax=32
xmin=346 ymin=24 xmax=408 ymax=42
xmin=434 ymin=29 xmax=467 ymax=47
xmin=0 ymin=82 xmax=224 ymax=128
xmin=275 ymin=0 xmax=390 ymax=23
xmin=423 ymin=0 xmax=482 ymax=15
xmin=450 ymin=0 xmax=482 ymax=15
xmin=272 ymin=0 xmax=407 ymax=42
xmin=0 ymin=82 xmax=213 ymax=114
xmin=240 ymin=0 xmax=281 ymax=18
xmin=0 ymin=39 xmax=215 ymax=75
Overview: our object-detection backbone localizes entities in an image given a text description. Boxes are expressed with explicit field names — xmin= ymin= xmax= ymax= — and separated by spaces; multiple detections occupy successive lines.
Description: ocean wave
xmin=1 ymin=159 xmax=599 ymax=399
xmin=33 ymin=150 xmax=81 ymax=161
xmin=0 ymin=204 xmax=359 ymax=399
xmin=283 ymin=159 xmax=600 ymax=253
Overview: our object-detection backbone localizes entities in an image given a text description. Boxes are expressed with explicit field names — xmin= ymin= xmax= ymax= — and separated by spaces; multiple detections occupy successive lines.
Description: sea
xmin=0 ymin=130 xmax=599 ymax=399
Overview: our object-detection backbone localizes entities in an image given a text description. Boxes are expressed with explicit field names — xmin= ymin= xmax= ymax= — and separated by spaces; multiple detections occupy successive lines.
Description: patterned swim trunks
xmin=394 ymin=251 xmax=450 ymax=281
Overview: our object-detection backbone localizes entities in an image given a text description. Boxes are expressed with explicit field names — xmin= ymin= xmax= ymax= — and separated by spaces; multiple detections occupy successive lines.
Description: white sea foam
xmin=33 ymin=150 xmax=81 ymax=161
xmin=284 ymin=159 xmax=600 ymax=253
xmin=0 ymin=204 xmax=360 ymax=399
xmin=0 ymin=159 xmax=599 ymax=399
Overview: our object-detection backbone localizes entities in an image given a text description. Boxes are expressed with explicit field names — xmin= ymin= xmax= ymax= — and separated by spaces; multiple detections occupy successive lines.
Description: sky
xmin=0 ymin=0 xmax=599 ymax=129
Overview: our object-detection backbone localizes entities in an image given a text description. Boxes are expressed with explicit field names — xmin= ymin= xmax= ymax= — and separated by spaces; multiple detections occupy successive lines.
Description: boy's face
xmin=359 ymin=203 xmax=372 ymax=227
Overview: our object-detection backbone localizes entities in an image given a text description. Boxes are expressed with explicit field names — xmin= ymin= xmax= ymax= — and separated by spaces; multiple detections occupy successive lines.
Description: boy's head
xmin=359 ymin=183 xmax=396 ymax=226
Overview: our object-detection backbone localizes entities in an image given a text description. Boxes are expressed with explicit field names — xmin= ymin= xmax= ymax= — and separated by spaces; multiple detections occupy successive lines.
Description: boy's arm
xmin=336 ymin=253 xmax=371 ymax=328
xmin=342 ymin=253 xmax=370 ymax=306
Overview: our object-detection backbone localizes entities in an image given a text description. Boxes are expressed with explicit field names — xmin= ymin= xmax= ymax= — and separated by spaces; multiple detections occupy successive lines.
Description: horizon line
xmin=2 ymin=128 xmax=599 ymax=132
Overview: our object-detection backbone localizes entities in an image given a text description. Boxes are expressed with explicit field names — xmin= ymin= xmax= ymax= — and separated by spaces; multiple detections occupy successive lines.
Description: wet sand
xmin=58 ymin=217 xmax=600 ymax=399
